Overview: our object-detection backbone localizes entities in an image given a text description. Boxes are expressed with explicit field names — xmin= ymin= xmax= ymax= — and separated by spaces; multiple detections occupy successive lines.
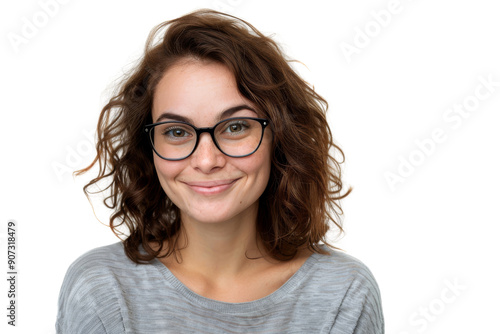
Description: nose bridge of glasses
xmin=195 ymin=126 xmax=220 ymax=151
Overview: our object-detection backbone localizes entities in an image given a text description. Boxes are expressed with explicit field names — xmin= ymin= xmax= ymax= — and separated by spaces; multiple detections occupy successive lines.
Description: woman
xmin=56 ymin=9 xmax=384 ymax=333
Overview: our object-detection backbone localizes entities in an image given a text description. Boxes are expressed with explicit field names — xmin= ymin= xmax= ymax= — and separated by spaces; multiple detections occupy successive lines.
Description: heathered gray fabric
xmin=56 ymin=242 xmax=384 ymax=333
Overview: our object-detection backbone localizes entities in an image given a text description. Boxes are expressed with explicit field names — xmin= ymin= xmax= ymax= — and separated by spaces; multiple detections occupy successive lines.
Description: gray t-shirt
xmin=56 ymin=242 xmax=384 ymax=333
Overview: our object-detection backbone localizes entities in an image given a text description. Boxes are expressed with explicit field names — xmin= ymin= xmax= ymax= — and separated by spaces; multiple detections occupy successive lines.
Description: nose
xmin=190 ymin=132 xmax=226 ymax=173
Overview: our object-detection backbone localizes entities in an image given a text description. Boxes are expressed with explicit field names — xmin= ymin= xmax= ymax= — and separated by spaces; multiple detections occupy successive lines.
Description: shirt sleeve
xmin=56 ymin=248 xmax=126 ymax=334
xmin=56 ymin=290 xmax=107 ymax=334
xmin=329 ymin=264 xmax=385 ymax=334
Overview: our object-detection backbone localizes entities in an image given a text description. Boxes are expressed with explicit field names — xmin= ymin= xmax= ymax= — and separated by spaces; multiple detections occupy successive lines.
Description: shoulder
xmin=61 ymin=242 xmax=133 ymax=289
xmin=312 ymin=245 xmax=380 ymax=288
xmin=58 ymin=241 xmax=151 ymax=300
xmin=310 ymin=245 xmax=382 ymax=300
xmin=65 ymin=241 xmax=133 ymax=271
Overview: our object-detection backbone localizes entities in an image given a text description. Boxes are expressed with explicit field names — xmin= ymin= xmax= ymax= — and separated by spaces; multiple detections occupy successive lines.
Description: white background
xmin=1 ymin=0 xmax=499 ymax=333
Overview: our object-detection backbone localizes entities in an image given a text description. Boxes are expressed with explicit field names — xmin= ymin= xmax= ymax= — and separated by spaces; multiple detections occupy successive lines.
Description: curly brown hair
xmin=77 ymin=9 xmax=352 ymax=264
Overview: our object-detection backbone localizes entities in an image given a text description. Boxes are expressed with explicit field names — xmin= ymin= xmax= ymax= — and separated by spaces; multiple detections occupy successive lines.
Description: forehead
xmin=151 ymin=60 xmax=258 ymax=125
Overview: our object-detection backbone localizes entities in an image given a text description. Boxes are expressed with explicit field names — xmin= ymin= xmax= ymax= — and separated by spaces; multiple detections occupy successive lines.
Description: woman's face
xmin=151 ymin=60 xmax=272 ymax=225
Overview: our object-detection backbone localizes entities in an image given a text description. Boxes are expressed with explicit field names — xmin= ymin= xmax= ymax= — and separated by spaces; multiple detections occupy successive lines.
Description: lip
xmin=183 ymin=179 xmax=239 ymax=195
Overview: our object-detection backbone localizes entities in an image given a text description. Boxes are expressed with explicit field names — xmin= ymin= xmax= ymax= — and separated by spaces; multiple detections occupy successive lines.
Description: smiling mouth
xmin=183 ymin=179 xmax=239 ymax=195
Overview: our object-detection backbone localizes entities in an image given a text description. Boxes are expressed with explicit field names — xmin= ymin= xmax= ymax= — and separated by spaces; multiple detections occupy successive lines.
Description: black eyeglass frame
xmin=144 ymin=117 xmax=270 ymax=161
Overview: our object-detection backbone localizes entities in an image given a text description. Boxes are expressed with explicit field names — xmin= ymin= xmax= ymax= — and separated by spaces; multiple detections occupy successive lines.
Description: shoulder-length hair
xmin=78 ymin=9 xmax=352 ymax=264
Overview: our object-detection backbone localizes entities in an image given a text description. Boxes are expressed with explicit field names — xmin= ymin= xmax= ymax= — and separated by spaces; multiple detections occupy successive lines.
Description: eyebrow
xmin=154 ymin=104 xmax=257 ymax=124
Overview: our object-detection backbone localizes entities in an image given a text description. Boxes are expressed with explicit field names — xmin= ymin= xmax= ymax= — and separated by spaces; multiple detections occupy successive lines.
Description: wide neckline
xmin=151 ymin=250 xmax=321 ymax=315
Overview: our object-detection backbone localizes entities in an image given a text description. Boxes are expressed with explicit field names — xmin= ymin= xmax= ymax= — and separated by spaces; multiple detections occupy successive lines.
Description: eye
xmin=157 ymin=124 xmax=194 ymax=142
xmin=229 ymin=123 xmax=243 ymax=132
xmin=223 ymin=120 xmax=249 ymax=134
xmin=164 ymin=127 xmax=189 ymax=137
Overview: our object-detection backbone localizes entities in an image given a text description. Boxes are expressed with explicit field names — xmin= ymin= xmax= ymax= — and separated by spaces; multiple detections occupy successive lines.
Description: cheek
xmin=153 ymin=156 xmax=182 ymax=192
xmin=245 ymin=144 xmax=272 ymax=188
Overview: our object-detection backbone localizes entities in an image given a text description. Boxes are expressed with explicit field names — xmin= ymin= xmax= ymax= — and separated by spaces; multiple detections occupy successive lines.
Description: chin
xmin=180 ymin=201 xmax=257 ymax=225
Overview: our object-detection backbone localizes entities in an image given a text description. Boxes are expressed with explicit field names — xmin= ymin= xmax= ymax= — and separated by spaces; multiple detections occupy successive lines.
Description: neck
xmin=171 ymin=206 xmax=268 ymax=278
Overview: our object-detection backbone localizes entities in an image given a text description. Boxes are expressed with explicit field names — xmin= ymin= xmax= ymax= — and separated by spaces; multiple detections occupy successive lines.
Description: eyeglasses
xmin=144 ymin=117 xmax=270 ymax=161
